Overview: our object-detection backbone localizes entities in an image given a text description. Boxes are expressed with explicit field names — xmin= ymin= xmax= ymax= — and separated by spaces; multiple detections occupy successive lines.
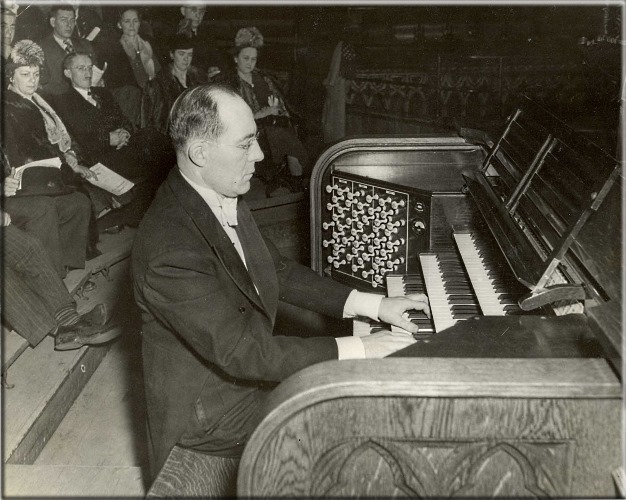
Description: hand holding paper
xmin=88 ymin=163 xmax=134 ymax=196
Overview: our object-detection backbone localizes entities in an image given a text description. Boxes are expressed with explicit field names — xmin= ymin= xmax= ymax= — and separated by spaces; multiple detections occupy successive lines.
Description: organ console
xmin=239 ymin=96 xmax=622 ymax=497
xmin=311 ymin=96 xmax=621 ymax=373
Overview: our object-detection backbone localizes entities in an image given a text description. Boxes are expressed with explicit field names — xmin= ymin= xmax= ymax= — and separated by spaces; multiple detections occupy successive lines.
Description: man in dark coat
xmin=39 ymin=4 xmax=96 ymax=96
xmin=52 ymin=52 xmax=173 ymax=184
xmin=131 ymin=84 xmax=429 ymax=494
xmin=51 ymin=52 xmax=175 ymax=230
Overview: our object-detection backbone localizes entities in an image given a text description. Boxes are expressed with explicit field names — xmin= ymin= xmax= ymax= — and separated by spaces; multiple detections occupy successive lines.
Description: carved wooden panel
xmin=241 ymin=392 xmax=620 ymax=497
xmin=310 ymin=437 xmax=573 ymax=497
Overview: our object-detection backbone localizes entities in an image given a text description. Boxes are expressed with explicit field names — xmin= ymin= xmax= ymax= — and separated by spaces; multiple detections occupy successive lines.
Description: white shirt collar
xmin=179 ymin=169 xmax=238 ymax=227
xmin=73 ymin=85 xmax=92 ymax=101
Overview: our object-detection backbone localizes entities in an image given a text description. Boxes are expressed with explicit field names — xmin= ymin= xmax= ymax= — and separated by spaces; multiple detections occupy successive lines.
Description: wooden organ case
xmin=238 ymin=97 xmax=623 ymax=498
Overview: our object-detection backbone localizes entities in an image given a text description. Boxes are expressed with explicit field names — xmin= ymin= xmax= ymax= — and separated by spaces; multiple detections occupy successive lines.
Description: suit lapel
xmin=166 ymin=169 xmax=268 ymax=314
xmin=236 ymin=201 xmax=279 ymax=317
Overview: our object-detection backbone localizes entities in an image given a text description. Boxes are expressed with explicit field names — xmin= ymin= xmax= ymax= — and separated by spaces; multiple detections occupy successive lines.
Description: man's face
xmin=1 ymin=12 xmax=16 ymax=46
xmin=64 ymin=54 xmax=92 ymax=89
xmin=50 ymin=8 xmax=75 ymax=39
xmin=181 ymin=5 xmax=205 ymax=30
xmin=199 ymin=95 xmax=264 ymax=198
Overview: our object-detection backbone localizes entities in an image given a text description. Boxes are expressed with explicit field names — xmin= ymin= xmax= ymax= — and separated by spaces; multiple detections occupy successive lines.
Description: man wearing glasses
xmin=52 ymin=52 xmax=175 ymax=230
xmin=131 ymin=84 xmax=430 ymax=496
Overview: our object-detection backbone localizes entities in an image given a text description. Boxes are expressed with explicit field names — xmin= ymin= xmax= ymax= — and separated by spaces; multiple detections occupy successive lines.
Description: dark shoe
xmin=80 ymin=303 xmax=108 ymax=326
xmin=54 ymin=318 xmax=121 ymax=351
xmin=82 ymin=280 xmax=97 ymax=293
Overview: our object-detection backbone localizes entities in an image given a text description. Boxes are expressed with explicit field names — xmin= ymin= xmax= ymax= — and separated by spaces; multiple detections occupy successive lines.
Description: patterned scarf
xmin=9 ymin=86 xmax=73 ymax=153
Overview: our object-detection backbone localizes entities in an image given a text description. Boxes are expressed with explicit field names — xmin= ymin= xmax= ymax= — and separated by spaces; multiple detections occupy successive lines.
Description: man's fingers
xmin=404 ymin=294 xmax=431 ymax=318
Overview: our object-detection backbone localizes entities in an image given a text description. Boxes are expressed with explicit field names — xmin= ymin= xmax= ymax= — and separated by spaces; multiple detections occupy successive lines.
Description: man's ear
xmin=49 ymin=17 xmax=56 ymax=29
xmin=63 ymin=68 xmax=72 ymax=80
xmin=187 ymin=140 xmax=208 ymax=167
xmin=180 ymin=6 xmax=186 ymax=17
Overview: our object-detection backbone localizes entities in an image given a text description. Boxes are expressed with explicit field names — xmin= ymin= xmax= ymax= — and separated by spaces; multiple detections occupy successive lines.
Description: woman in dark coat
xmin=225 ymin=27 xmax=307 ymax=196
xmin=99 ymin=7 xmax=159 ymax=129
xmin=1 ymin=40 xmax=95 ymax=276
xmin=140 ymin=34 xmax=206 ymax=134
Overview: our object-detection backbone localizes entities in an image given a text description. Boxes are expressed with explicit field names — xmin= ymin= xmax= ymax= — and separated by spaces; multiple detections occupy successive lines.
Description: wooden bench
xmin=146 ymin=446 xmax=239 ymax=498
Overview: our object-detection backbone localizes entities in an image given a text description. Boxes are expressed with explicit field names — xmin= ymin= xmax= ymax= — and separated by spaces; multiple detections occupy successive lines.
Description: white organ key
xmin=419 ymin=254 xmax=457 ymax=332
xmin=454 ymin=233 xmax=507 ymax=316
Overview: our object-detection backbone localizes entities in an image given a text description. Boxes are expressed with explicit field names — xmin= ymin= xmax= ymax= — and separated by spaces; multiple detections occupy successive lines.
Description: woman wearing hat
xmin=140 ymin=33 xmax=207 ymax=134
xmin=1 ymin=40 xmax=95 ymax=277
xmin=225 ymin=27 xmax=307 ymax=197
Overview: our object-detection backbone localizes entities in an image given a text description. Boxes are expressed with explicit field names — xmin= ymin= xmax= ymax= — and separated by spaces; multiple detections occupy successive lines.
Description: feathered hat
xmin=234 ymin=27 xmax=263 ymax=49
xmin=6 ymin=39 xmax=45 ymax=78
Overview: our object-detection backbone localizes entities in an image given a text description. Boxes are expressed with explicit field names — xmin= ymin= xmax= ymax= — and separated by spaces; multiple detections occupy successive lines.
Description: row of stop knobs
xmin=324 ymin=182 xmax=409 ymax=286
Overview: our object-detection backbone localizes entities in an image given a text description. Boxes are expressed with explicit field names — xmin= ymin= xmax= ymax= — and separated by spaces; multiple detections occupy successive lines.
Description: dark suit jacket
xmin=39 ymin=33 xmax=95 ymax=96
xmin=50 ymin=86 xmax=130 ymax=165
xmin=140 ymin=65 xmax=207 ymax=134
xmin=132 ymin=168 xmax=352 ymax=477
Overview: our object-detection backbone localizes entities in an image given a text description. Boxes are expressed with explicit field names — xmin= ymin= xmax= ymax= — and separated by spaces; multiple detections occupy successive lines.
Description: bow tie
xmin=220 ymin=198 xmax=238 ymax=227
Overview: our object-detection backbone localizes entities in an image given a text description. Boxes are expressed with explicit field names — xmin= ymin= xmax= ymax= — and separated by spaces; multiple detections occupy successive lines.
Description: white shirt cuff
xmin=343 ymin=289 xmax=384 ymax=321
xmin=335 ymin=336 xmax=366 ymax=360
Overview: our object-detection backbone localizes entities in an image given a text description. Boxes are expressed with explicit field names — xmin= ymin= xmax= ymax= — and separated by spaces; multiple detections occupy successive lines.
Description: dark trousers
xmin=1 ymin=225 xmax=74 ymax=346
xmin=5 ymin=192 xmax=92 ymax=277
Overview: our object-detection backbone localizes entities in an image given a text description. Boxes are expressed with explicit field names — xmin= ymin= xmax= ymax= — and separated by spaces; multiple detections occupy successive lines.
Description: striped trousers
xmin=5 ymin=192 xmax=91 ymax=277
xmin=1 ymin=225 xmax=74 ymax=346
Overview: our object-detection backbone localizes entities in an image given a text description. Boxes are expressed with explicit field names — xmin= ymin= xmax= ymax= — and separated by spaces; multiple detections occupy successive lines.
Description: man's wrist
xmin=343 ymin=290 xmax=384 ymax=321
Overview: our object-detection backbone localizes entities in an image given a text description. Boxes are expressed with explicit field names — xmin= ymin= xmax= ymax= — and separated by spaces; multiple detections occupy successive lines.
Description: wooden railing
xmin=345 ymin=54 xmax=599 ymax=136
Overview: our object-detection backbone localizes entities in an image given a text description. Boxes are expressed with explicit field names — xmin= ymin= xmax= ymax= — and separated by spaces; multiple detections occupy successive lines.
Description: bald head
xmin=168 ymin=84 xmax=242 ymax=153
xmin=170 ymin=83 xmax=263 ymax=197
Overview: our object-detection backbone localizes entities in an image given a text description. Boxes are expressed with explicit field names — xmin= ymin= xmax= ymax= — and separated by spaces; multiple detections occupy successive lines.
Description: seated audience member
xmin=4 ymin=39 xmax=118 ymax=246
xmin=53 ymin=51 xmax=173 ymax=185
xmin=52 ymin=51 xmax=175 ymax=229
xmin=1 ymin=42 xmax=101 ymax=277
xmin=38 ymin=4 xmax=98 ymax=96
xmin=3 ymin=152 xmax=92 ymax=280
xmin=176 ymin=2 xmax=230 ymax=80
xmin=100 ymin=7 xmax=159 ymax=129
xmin=132 ymin=84 xmax=429 ymax=489
xmin=141 ymin=34 xmax=206 ymax=134
xmin=2 ymin=213 xmax=121 ymax=351
xmin=225 ymin=27 xmax=308 ymax=197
